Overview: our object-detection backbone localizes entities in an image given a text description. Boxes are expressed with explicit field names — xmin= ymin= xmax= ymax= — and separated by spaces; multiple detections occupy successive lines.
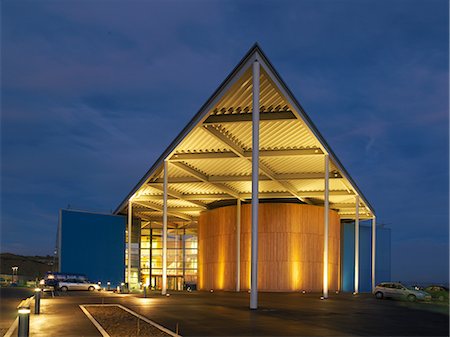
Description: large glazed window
xmin=140 ymin=225 xmax=197 ymax=290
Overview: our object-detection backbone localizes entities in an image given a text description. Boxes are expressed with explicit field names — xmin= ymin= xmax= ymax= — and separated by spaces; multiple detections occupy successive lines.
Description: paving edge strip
xmin=79 ymin=304 xmax=181 ymax=337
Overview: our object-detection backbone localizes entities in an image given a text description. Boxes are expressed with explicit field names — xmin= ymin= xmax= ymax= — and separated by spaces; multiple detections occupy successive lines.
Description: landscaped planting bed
xmin=86 ymin=305 xmax=174 ymax=337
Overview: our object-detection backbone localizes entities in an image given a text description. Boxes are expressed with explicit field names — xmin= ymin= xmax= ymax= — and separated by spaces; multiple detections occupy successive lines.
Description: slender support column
xmin=149 ymin=227 xmax=152 ymax=287
xmin=236 ymin=199 xmax=241 ymax=292
xmin=162 ymin=159 xmax=168 ymax=295
xmin=250 ymin=60 xmax=260 ymax=310
xmin=128 ymin=200 xmax=132 ymax=285
xmin=182 ymin=227 xmax=186 ymax=289
xmin=323 ymin=154 xmax=329 ymax=299
xmin=371 ymin=215 xmax=376 ymax=291
xmin=354 ymin=195 xmax=360 ymax=294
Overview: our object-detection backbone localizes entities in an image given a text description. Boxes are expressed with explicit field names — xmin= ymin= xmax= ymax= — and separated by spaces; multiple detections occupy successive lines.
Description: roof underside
xmin=116 ymin=45 xmax=374 ymax=224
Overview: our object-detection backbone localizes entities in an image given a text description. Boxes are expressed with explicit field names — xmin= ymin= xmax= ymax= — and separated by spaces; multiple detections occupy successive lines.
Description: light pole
xmin=12 ymin=266 xmax=18 ymax=284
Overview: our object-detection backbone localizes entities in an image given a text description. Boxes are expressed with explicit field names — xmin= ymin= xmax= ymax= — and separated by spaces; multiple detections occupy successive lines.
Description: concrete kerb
xmin=80 ymin=304 xmax=181 ymax=337
xmin=79 ymin=305 xmax=110 ymax=337
xmin=3 ymin=295 xmax=35 ymax=337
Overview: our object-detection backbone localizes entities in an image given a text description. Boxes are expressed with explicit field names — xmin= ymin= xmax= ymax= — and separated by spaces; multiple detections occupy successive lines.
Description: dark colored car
xmin=423 ymin=285 xmax=449 ymax=302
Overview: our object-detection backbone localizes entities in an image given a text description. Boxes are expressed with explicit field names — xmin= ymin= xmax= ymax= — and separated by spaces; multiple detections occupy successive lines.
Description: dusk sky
xmin=1 ymin=0 xmax=448 ymax=283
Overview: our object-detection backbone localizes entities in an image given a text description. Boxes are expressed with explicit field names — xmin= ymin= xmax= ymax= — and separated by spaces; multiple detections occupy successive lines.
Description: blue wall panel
xmin=60 ymin=210 xmax=125 ymax=287
xmin=342 ymin=224 xmax=355 ymax=292
xmin=341 ymin=223 xmax=391 ymax=292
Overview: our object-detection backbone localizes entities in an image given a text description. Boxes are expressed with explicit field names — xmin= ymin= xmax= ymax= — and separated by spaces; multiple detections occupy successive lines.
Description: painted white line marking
xmin=82 ymin=304 xmax=181 ymax=337
xmin=3 ymin=317 xmax=18 ymax=337
xmin=79 ymin=305 xmax=110 ymax=337
xmin=5 ymin=294 xmax=35 ymax=337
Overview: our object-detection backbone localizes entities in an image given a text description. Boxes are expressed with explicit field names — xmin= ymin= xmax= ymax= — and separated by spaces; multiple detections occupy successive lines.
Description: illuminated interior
xmin=139 ymin=223 xmax=197 ymax=290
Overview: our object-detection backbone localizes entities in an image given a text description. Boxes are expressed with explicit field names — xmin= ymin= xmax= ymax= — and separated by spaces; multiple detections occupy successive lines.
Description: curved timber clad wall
xmin=198 ymin=203 xmax=341 ymax=292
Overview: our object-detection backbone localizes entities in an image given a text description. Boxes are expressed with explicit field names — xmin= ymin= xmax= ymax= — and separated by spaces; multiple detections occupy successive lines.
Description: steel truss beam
xmin=203 ymin=110 xmax=296 ymax=124
xmin=202 ymin=125 xmax=313 ymax=203
xmin=170 ymin=161 xmax=241 ymax=199
xmin=133 ymin=201 xmax=192 ymax=221
xmin=135 ymin=190 xmax=354 ymax=203
xmin=149 ymin=172 xmax=342 ymax=184
xmin=147 ymin=184 xmax=207 ymax=209
xmin=170 ymin=148 xmax=323 ymax=161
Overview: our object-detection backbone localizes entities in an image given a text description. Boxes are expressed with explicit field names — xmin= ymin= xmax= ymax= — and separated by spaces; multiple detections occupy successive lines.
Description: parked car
xmin=39 ymin=272 xmax=89 ymax=291
xmin=58 ymin=279 xmax=101 ymax=291
xmin=373 ymin=282 xmax=431 ymax=302
xmin=423 ymin=285 xmax=449 ymax=302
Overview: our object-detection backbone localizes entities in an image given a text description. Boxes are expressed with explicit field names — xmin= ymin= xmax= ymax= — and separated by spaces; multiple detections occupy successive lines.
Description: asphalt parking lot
xmin=1 ymin=289 xmax=449 ymax=336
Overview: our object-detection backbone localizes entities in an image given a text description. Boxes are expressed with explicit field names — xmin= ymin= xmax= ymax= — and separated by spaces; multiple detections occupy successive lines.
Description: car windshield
xmin=406 ymin=286 xmax=419 ymax=290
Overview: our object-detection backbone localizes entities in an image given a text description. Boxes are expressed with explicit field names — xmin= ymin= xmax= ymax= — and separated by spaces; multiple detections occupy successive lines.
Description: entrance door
xmin=167 ymin=276 xmax=183 ymax=291
xmin=151 ymin=276 xmax=183 ymax=290
xmin=151 ymin=276 xmax=162 ymax=290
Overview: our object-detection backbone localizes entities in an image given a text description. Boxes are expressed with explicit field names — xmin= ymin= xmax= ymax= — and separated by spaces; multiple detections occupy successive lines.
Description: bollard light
xmin=34 ymin=288 xmax=41 ymax=314
xmin=18 ymin=306 xmax=30 ymax=337
xmin=143 ymin=286 xmax=147 ymax=298
xmin=107 ymin=281 xmax=111 ymax=291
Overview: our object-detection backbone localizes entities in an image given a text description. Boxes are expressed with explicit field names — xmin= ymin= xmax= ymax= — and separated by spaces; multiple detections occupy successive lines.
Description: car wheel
xmin=88 ymin=286 xmax=95 ymax=291
xmin=438 ymin=295 xmax=444 ymax=301
xmin=407 ymin=294 xmax=416 ymax=302
xmin=60 ymin=286 xmax=68 ymax=292
xmin=375 ymin=292 xmax=383 ymax=299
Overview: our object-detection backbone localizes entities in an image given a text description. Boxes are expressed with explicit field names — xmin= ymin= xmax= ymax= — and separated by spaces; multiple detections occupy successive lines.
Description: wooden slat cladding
xmin=198 ymin=203 xmax=340 ymax=292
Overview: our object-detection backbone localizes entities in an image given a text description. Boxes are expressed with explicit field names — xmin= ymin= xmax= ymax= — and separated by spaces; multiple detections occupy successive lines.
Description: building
xmin=58 ymin=44 xmax=390 ymax=309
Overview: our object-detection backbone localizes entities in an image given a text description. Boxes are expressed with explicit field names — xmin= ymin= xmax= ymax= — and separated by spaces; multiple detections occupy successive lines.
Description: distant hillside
xmin=0 ymin=253 xmax=56 ymax=279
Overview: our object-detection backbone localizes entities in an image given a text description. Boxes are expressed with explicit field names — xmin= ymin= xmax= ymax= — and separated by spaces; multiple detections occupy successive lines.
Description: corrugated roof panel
xmin=327 ymin=195 xmax=358 ymax=204
xmin=290 ymin=179 xmax=344 ymax=192
xmin=259 ymin=180 xmax=289 ymax=193
xmin=260 ymin=156 xmax=325 ymax=174
xmin=167 ymin=165 xmax=193 ymax=178
xmin=137 ymin=185 xmax=163 ymax=196
xmin=211 ymin=68 xmax=288 ymax=115
xmin=216 ymin=120 xmax=318 ymax=151
xmin=170 ymin=182 xmax=226 ymax=195
xmin=223 ymin=180 xmax=288 ymax=194
xmin=134 ymin=210 xmax=160 ymax=217
xmin=175 ymin=127 xmax=232 ymax=153
xmin=136 ymin=198 xmax=202 ymax=209
xmin=183 ymin=158 xmax=253 ymax=176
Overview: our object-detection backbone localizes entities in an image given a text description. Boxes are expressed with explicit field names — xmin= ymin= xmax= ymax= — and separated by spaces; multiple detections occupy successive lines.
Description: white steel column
xmin=127 ymin=200 xmax=132 ymax=285
xmin=250 ymin=60 xmax=260 ymax=310
xmin=323 ymin=154 xmax=329 ymax=299
xmin=236 ymin=199 xmax=241 ymax=292
xmin=371 ymin=215 xmax=376 ymax=291
xmin=162 ymin=159 xmax=168 ymax=295
xmin=354 ymin=195 xmax=360 ymax=294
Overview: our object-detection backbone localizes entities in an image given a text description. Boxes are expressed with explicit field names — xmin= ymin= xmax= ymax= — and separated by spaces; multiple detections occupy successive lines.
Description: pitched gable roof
xmin=115 ymin=44 xmax=374 ymax=221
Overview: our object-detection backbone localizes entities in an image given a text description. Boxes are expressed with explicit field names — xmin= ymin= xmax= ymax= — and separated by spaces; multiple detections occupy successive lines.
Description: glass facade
xmin=140 ymin=226 xmax=197 ymax=290
xmin=125 ymin=218 xmax=141 ymax=289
